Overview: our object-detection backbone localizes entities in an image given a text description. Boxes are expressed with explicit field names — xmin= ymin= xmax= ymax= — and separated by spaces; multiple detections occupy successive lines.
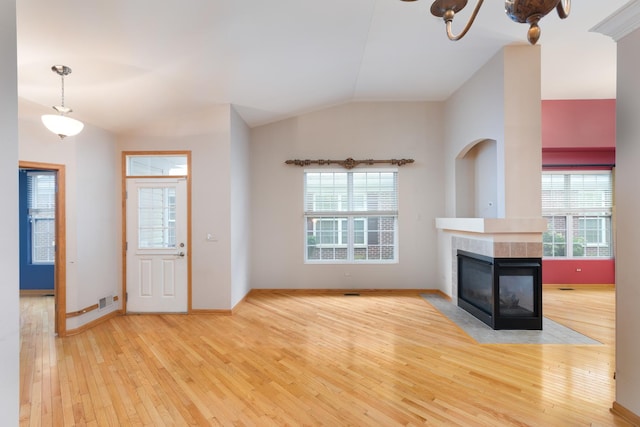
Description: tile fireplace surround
xmin=436 ymin=218 xmax=547 ymax=301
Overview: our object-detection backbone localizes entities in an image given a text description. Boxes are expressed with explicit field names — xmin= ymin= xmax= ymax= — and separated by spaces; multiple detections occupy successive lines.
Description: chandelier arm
xmin=444 ymin=0 xmax=484 ymax=41
xmin=556 ymin=0 xmax=570 ymax=19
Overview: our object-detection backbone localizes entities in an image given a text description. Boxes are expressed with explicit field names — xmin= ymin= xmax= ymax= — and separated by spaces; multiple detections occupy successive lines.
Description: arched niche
xmin=455 ymin=138 xmax=498 ymax=218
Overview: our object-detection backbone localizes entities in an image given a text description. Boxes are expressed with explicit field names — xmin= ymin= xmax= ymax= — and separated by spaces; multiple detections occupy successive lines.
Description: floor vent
xmin=343 ymin=293 xmax=360 ymax=296
xmin=558 ymin=287 xmax=575 ymax=291
xmin=99 ymin=295 xmax=115 ymax=310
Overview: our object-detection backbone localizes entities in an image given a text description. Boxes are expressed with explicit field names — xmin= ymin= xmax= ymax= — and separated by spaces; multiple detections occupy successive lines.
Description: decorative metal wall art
xmin=285 ymin=157 xmax=414 ymax=170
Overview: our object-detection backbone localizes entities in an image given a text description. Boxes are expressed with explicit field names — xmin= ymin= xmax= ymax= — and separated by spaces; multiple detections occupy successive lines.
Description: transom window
xmin=542 ymin=171 xmax=613 ymax=258
xmin=304 ymin=170 xmax=398 ymax=263
xmin=126 ymin=155 xmax=188 ymax=176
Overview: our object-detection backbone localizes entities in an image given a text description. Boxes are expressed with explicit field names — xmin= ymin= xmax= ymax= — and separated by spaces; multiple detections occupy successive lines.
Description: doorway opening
xmin=19 ymin=161 xmax=66 ymax=336
xmin=122 ymin=151 xmax=191 ymax=314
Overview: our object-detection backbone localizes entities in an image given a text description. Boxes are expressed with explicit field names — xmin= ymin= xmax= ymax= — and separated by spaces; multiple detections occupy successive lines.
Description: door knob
xmin=176 ymin=252 xmax=185 ymax=257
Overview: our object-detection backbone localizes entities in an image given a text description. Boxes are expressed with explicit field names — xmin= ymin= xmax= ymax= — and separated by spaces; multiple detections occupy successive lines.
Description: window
xmin=126 ymin=155 xmax=188 ymax=176
xmin=27 ymin=172 xmax=56 ymax=264
xmin=305 ymin=170 xmax=398 ymax=263
xmin=541 ymin=172 xmax=613 ymax=258
xmin=138 ymin=187 xmax=177 ymax=248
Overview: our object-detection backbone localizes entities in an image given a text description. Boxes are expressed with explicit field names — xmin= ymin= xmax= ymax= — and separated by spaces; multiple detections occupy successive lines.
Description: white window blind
xmin=542 ymin=172 xmax=612 ymax=214
xmin=304 ymin=171 xmax=398 ymax=214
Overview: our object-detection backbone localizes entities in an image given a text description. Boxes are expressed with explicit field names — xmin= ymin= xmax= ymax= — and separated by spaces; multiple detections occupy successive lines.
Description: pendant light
xmin=41 ymin=65 xmax=84 ymax=139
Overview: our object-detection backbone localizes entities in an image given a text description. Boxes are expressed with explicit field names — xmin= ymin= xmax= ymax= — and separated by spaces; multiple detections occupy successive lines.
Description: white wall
xmin=455 ymin=139 xmax=498 ymax=218
xmin=443 ymin=45 xmax=541 ymax=219
xmin=249 ymin=101 xmax=445 ymax=290
xmin=614 ymin=24 xmax=640 ymax=417
xmin=230 ymin=107 xmax=251 ymax=307
xmin=119 ymin=106 xmax=234 ymax=309
xmin=72 ymin=125 xmax=120 ymax=327
xmin=0 ymin=1 xmax=19 ymax=422
xmin=444 ymin=51 xmax=504 ymax=218
xmin=18 ymin=101 xmax=121 ymax=330
xmin=502 ymin=45 xmax=543 ymax=219
xmin=474 ymin=140 xmax=498 ymax=218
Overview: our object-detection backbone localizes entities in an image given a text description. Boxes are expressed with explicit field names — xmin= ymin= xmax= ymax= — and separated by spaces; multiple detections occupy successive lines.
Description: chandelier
xmin=402 ymin=0 xmax=571 ymax=45
xmin=41 ymin=65 xmax=84 ymax=139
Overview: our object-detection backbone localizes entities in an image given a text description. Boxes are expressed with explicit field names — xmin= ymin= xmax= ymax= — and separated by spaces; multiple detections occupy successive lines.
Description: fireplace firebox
xmin=457 ymin=250 xmax=542 ymax=330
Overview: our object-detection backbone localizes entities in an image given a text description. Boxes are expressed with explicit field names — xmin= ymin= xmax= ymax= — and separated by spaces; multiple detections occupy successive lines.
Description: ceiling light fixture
xmin=41 ymin=65 xmax=84 ymax=139
xmin=401 ymin=0 xmax=570 ymax=45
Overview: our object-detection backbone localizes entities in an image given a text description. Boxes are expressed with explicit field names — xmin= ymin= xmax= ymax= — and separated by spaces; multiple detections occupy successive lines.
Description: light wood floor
xmin=20 ymin=287 xmax=630 ymax=426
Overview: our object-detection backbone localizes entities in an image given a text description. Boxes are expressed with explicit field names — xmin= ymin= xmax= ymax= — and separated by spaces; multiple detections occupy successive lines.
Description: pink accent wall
xmin=541 ymin=99 xmax=616 ymax=285
xmin=542 ymin=99 xmax=615 ymax=149
xmin=543 ymin=259 xmax=615 ymax=285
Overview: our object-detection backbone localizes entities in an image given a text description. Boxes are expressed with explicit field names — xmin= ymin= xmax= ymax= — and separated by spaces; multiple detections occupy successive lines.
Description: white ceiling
xmin=16 ymin=0 xmax=629 ymax=134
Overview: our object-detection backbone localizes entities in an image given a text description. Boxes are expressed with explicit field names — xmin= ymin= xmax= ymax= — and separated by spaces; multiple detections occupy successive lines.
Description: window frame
xmin=27 ymin=171 xmax=56 ymax=265
xmin=542 ymin=170 xmax=613 ymax=259
xmin=578 ymin=216 xmax=608 ymax=247
xmin=304 ymin=169 xmax=398 ymax=264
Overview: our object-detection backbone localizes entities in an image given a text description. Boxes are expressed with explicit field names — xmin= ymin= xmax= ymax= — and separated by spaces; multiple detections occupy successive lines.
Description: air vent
xmin=98 ymin=295 xmax=114 ymax=310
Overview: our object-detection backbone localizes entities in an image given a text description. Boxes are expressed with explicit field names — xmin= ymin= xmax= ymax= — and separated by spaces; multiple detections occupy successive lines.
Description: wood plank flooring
xmin=20 ymin=287 xmax=631 ymax=426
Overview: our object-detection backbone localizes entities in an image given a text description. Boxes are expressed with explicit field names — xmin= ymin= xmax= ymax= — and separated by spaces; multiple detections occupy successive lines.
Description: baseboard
xmin=611 ymin=401 xmax=640 ymax=426
xmin=248 ymin=288 xmax=440 ymax=296
xmin=189 ymin=309 xmax=233 ymax=315
xmin=544 ymin=284 xmax=615 ymax=289
xmin=20 ymin=289 xmax=55 ymax=296
xmin=65 ymin=310 xmax=121 ymax=336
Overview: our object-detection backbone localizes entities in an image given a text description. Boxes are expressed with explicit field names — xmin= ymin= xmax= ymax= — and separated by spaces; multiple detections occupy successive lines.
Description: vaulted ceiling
xmin=16 ymin=0 xmax=628 ymax=134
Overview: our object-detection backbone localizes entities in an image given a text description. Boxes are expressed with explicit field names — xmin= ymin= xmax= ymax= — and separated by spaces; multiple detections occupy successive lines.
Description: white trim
xmin=591 ymin=0 xmax=640 ymax=42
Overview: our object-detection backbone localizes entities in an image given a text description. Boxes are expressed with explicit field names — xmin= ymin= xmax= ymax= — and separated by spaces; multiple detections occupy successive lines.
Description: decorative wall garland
xmin=285 ymin=157 xmax=414 ymax=170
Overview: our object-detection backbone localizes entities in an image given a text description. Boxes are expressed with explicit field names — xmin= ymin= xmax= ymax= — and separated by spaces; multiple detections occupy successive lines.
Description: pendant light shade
xmin=41 ymin=114 xmax=85 ymax=138
xmin=42 ymin=65 xmax=84 ymax=139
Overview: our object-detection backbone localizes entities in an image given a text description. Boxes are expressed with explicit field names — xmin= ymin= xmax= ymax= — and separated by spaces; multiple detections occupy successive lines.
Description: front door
xmin=126 ymin=178 xmax=188 ymax=312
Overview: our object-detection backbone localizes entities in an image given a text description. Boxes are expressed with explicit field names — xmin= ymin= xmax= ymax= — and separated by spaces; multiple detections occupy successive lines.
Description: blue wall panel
xmin=19 ymin=169 xmax=54 ymax=291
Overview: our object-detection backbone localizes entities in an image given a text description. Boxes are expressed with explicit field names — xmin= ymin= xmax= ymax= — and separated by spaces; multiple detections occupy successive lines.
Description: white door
xmin=126 ymin=178 xmax=188 ymax=313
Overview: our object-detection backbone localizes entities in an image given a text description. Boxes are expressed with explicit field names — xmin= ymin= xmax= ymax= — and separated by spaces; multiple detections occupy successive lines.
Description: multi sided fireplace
xmin=457 ymin=250 xmax=542 ymax=330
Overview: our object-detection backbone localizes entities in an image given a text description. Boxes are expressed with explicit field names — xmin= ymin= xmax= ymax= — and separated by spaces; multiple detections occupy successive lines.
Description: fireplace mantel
xmin=435 ymin=217 xmax=548 ymax=235
xmin=436 ymin=218 xmax=547 ymax=299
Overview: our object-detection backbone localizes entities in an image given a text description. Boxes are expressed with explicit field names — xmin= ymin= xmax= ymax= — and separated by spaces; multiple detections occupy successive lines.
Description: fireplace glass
xmin=499 ymin=275 xmax=534 ymax=317
xmin=457 ymin=250 xmax=542 ymax=330
xmin=459 ymin=256 xmax=492 ymax=315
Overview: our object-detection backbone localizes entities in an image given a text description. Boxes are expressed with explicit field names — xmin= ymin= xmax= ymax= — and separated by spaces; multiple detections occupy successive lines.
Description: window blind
xmin=27 ymin=171 xmax=56 ymax=212
xmin=304 ymin=171 xmax=398 ymax=215
xmin=541 ymin=172 xmax=612 ymax=214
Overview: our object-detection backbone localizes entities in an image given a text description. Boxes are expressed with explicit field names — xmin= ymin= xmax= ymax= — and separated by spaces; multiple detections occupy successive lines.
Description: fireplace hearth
xmin=457 ymin=250 xmax=542 ymax=330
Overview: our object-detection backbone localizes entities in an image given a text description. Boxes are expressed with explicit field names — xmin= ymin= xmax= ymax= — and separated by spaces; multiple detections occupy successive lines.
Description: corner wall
xmin=0 ymin=1 xmax=19 ymax=422
xmin=230 ymin=107 xmax=251 ymax=307
xmin=613 ymin=17 xmax=640 ymax=419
